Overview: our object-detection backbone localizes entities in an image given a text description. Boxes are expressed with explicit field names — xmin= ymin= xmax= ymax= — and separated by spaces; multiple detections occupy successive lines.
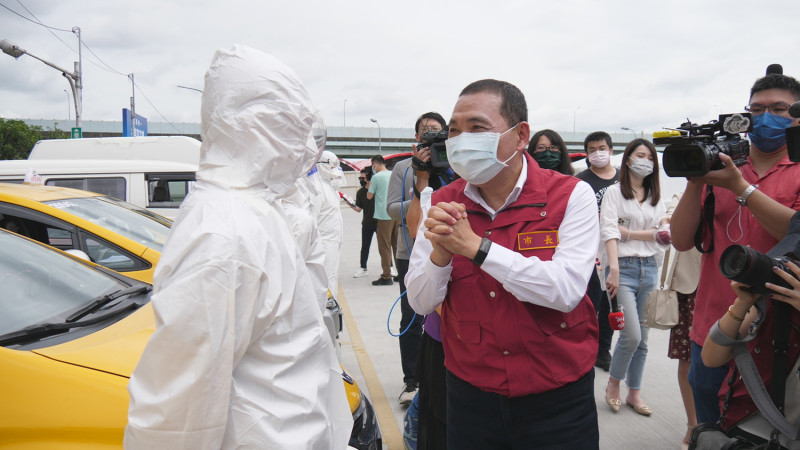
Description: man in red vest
xmin=406 ymin=79 xmax=600 ymax=449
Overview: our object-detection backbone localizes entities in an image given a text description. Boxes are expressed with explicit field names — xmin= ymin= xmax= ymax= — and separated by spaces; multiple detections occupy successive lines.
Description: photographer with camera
xmin=386 ymin=112 xmax=452 ymax=407
xmin=671 ymin=68 xmax=800 ymax=426
xmin=698 ymin=211 xmax=800 ymax=448
xmin=387 ymin=112 xmax=455 ymax=449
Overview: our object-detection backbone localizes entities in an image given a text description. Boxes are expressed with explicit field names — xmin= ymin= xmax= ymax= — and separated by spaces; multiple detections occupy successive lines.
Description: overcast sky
xmin=1 ymin=0 xmax=798 ymax=137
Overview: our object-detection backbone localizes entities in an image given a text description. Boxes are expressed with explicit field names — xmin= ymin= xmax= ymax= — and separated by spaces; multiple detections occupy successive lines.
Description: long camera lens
xmin=719 ymin=244 xmax=791 ymax=294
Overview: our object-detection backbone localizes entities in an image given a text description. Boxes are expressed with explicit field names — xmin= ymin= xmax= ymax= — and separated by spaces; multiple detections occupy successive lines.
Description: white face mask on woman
xmin=628 ymin=157 xmax=654 ymax=178
xmin=445 ymin=123 xmax=519 ymax=185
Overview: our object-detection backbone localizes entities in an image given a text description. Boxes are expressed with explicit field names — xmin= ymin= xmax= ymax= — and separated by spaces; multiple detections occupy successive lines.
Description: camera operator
xmin=671 ymin=68 xmax=800 ymax=425
xmin=700 ymin=211 xmax=800 ymax=448
xmin=386 ymin=112 xmax=452 ymax=407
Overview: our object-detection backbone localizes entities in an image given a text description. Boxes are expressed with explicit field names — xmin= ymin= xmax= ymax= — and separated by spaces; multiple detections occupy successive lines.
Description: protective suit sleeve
xmin=125 ymin=233 xmax=269 ymax=449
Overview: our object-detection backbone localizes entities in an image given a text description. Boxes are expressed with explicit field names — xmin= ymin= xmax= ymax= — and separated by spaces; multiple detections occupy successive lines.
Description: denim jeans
xmin=606 ymin=256 xmax=658 ymax=389
xmin=688 ymin=341 xmax=730 ymax=423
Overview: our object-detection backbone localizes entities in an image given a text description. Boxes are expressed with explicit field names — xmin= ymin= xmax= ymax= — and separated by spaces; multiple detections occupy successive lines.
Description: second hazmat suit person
xmin=124 ymin=45 xmax=353 ymax=449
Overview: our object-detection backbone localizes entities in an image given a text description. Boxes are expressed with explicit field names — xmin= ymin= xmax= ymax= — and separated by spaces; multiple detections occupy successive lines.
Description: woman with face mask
xmin=527 ymin=129 xmax=575 ymax=175
xmin=599 ymin=138 xmax=670 ymax=417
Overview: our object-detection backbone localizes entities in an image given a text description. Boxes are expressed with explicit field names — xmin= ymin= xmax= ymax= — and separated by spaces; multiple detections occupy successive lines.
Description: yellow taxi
xmin=0 ymin=182 xmax=171 ymax=284
xmin=0 ymin=191 xmax=381 ymax=448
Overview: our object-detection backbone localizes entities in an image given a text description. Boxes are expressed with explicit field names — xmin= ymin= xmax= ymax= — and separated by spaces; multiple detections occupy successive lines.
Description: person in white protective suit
xmin=315 ymin=150 xmax=346 ymax=297
xmin=124 ymin=45 xmax=353 ymax=449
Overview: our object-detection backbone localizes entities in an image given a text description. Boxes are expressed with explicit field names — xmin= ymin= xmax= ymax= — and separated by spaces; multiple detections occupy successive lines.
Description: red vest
xmin=434 ymin=155 xmax=598 ymax=397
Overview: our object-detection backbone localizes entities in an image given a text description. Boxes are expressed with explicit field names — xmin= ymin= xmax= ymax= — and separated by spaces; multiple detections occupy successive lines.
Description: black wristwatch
xmin=472 ymin=238 xmax=492 ymax=266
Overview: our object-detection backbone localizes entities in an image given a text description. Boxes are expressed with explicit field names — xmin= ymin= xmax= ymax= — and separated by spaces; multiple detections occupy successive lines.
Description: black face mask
xmin=359 ymin=179 xmax=367 ymax=187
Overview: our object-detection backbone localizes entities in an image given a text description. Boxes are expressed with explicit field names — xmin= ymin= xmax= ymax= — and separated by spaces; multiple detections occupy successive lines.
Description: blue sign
xmin=122 ymin=108 xmax=148 ymax=137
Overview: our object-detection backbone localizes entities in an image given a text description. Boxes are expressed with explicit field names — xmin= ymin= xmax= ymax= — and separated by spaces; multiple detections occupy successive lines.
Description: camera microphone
xmin=789 ymin=101 xmax=800 ymax=119
xmin=766 ymin=63 xmax=783 ymax=75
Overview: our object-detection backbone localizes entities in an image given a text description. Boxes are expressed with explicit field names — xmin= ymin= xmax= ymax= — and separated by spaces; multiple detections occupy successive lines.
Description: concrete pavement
xmin=335 ymin=204 xmax=691 ymax=450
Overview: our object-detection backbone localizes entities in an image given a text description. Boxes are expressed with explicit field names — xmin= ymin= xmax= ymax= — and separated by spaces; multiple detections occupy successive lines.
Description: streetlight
xmin=343 ymin=99 xmax=347 ymax=128
xmin=621 ymin=127 xmax=637 ymax=140
xmin=370 ymin=118 xmax=382 ymax=155
xmin=177 ymin=85 xmax=203 ymax=94
xmin=1 ymin=28 xmax=83 ymax=129
xmin=573 ymin=106 xmax=581 ymax=133
xmin=64 ymin=89 xmax=70 ymax=121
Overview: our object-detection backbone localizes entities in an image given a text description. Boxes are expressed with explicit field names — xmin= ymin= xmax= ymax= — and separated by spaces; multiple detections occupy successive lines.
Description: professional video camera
xmin=787 ymin=101 xmax=800 ymax=162
xmin=654 ymin=113 xmax=752 ymax=177
xmin=416 ymin=129 xmax=450 ymax=171
xmin=719 ymin=244 xmax=798 ymax=295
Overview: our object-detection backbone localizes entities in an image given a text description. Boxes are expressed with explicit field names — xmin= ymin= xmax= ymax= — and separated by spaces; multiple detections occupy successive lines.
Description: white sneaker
xmin=398 ymin=382 xmax=418 ymax=406
xmin=390 ymin=266 xmax=398 ymax=278
xmin=353 ymin=268 xmax=368 ymax=278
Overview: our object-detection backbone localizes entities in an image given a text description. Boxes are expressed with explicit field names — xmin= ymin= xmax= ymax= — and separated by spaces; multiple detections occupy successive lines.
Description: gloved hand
xmin=654 ymin=223 xmax=671 ymax=246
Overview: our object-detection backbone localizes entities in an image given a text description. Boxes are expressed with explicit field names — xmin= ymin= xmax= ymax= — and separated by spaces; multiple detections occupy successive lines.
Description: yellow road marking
xmin=338 ymin=285 xmax=403 ymax=449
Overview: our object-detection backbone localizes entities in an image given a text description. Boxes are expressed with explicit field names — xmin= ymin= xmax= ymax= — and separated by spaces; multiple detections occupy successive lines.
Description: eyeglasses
xmin=419 ymin=126 xmax=443 ymax=133
xmin=745 ymin=102 xmax=791 ymax=116
xmin=535 ymin=146 xmax=560 ymax=152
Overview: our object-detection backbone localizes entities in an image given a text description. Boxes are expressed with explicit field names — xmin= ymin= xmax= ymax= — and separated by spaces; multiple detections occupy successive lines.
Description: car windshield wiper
xmin=65 ymin=284 xmax=152 ymax=323
xmin=0 ymin=291 xmax=150 ymax=347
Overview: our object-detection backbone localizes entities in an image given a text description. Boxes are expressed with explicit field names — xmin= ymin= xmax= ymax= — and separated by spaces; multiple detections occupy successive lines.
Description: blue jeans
xmin=688 ymin=341 xmax=730 ymax=423
xmin=606 ymin=256 xmax=658 ymax=390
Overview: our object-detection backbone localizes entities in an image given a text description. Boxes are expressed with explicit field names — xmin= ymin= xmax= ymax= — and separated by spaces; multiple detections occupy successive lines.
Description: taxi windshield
xmin=43 ymin=197 xmax=171 ymax=252
xmin=0 ymin=230 xmax=124 ymax=336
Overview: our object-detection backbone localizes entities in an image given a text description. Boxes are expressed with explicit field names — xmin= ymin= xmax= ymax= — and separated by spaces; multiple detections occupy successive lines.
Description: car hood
xmin=32 ymin=304 xmax=155 ymax=378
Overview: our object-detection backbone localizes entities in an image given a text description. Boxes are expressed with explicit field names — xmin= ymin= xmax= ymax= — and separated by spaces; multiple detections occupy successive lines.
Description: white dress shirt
xmin=599 ymin=183 xmax=666 ymax=259
xmin=406 ymin=158 xmax=599 ymax=316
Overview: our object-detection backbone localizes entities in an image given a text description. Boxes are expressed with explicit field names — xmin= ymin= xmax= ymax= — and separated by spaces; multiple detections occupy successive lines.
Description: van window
xmin=45 ymin=178 xmax=127 ymax=200
xmin=146 ymin=173 xmax=195 ymax=208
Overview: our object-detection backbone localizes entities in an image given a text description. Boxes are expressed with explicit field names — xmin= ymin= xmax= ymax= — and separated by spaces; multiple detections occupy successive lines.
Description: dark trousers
xmin=359 ymin=222 xmax=377 ymax=269
xmin=689 ymin=341 xmax=730 ymax=423
xmin=418 ymin=332 xmax=446 ymax=450
xmin=397 ymin=258 xmax=422 ymax=384
xmin=587 ymin=268 xmax=613 ymax=351
xmin=446 ymin=370 xmax=599 ymax=450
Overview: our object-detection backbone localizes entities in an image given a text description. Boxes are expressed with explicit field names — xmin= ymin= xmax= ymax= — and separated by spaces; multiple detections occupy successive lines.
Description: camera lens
xmin=720 ymin=245 xmax=750 ymax=278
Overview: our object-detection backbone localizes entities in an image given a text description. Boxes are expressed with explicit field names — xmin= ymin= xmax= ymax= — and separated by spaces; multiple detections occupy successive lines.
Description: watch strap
xmin=472 ymin=237 xmax=492 ymax=266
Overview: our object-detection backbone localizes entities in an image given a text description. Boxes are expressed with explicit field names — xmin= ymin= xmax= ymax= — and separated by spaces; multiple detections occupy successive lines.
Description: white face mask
xmin=588 ymin=150 xmax=611 ymax=168
xmin=628 ymin=157 xmax=654 ymax=178
xmin=445 ymin=124 xmax=519 ymax=185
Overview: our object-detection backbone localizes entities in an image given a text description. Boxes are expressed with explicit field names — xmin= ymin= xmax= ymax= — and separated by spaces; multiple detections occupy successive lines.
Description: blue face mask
xmin=749 ymin=113 xmax=793 ymax=153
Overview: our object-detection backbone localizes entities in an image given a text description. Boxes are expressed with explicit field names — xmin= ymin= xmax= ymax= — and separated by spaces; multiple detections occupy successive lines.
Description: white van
xmin=0 ymin=136 xmax=202 ymax=219
xmin=0 ymin=159 xmax=196 ymax=220
xmin=28 ymin=136 xmax=201 ymax=165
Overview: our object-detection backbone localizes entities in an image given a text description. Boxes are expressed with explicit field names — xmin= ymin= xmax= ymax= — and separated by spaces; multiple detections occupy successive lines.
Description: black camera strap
xmin=770 ymin=301 xmax=791 ymax=414
xmin=694 ymin=185 xmax=716 ymax=254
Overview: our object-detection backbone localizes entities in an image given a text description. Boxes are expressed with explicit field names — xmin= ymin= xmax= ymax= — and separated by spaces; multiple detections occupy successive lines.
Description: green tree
xmin=0 ymin=118 xmax=42 ymax=160
xmin=0 ymin=118 xmax=69 ymax=160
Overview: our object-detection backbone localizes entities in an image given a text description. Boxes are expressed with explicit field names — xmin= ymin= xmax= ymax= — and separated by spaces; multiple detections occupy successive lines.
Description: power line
xmin=0 ymin=2 xmax=70 ymax=31
xmin=4 ymin=0 xmax=181 ymax=128
xmin=133 ymin=80 xmax=180 ymax=132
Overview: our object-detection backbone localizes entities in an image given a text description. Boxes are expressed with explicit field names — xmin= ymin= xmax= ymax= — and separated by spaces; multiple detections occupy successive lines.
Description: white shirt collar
xmin=463 ymin=156 xmax=527 ymax=219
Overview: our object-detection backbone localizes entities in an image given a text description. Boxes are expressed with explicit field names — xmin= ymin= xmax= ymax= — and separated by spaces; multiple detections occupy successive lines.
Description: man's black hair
xmin=750 ymin=73 xmax=800 ymax=101
xmin=459 ymin=79 xmax=527 ymax=126
xmin=371 ymin=155 xmax=386 ymax=166
xmin=360 ymin=166 xmax=373 ymax=180
xmin=414 ymin=112 xmax=447 ymax=134
xmin=583 ymin=131 xmax=613 ymax=151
